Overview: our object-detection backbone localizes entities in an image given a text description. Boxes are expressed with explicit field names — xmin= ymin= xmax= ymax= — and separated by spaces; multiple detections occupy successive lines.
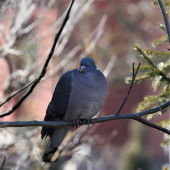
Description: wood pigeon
xmin=41 ymin=57 xmax=107 ymax=162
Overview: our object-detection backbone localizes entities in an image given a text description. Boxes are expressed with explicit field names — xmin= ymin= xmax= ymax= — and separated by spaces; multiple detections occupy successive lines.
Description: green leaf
xmin=145 ymin=50 xmax=170 ymax=58
xmin=147 ymin=111 xmax=164 ymax=120
xmin=125 ymin=72 xmax=156 ymax=84
xmin=152 ymin=1 xmax=170 ymax=8
xmin=134 ymin=45 xmax=157 ymax=67
xmin=162 ymin=166 xmax=168 ymax=170
xmin=152 ymin=35 xmax=168 ymax=47
xmin=136 ymin=90 xmax=170 ymax=113
xmin=162 ymin=59 xmax=170 ymax=71
xmin=152 ymin=76 xmax=162 ymax=91
xmin=125 ymin=69 xmax=162 ymax=84
xmin=133 ymin=65 xmax=154 ymax=72
xmin=162 ymin=82 xmax=170 ymax=92
xmin=166 ymin=9 xmax=170 ymax=15
xmin=157 ymin=119 xmax=170 ymax=127
xmin=161 ymin=138 xmax=170 ymax=147
xmin=157 ymin=23 xmax=166 ymax=31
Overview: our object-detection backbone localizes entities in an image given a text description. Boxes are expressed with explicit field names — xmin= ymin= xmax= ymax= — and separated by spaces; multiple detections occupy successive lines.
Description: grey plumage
xmin=41 ymin=57 xmax=107 ymax=162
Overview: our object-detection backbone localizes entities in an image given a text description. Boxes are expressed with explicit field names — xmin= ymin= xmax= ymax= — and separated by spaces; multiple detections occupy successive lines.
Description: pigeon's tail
xmin=42 ymin=127 xmax=71 ymax=162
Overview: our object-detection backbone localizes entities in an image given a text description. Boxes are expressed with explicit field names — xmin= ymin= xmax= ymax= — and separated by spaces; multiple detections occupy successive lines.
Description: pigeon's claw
xmin=82 ymin=118 xmax=94 ymax=129
xmin=73 ymin=119 xmax=81 ymax=128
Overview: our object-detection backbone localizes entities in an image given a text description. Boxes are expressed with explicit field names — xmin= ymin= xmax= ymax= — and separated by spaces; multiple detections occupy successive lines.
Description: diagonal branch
xmin=1 ymin=97 xmax=170 ymax=135
xmin=0 ymin=80 xmax=36 ymax=107
xmin=0 ymin=0 xmax=75 ymax=118
xmin=5 ymin=55 xmax=13 ymax=74
xmin=157 ymin=0 xmax=170 ymax=48
xmin=134 ymin=117 xmax=170 ymax=135
xmin=115 ymin=63 xmax=141 ymax=115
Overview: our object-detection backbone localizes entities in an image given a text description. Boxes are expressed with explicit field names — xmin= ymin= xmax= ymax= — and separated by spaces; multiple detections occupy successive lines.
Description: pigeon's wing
xmin=41 ymin=70 xmax=73 ymax=139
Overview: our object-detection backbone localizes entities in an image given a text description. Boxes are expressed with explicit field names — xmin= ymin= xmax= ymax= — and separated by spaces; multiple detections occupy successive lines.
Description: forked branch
xmin=0 ymin=0 xmax=170 ymax=137
xmin=115 ymin=63 xmax=140 ymax=115
xmin=0 ymin=62 xmax=170 ymax=135
xmin=0 ymin=0 xmax=75 ymax=118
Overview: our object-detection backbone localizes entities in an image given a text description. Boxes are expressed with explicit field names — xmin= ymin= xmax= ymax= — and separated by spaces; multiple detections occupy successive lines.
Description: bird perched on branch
xmin=41 ymin=57 xmax=107 ymax=162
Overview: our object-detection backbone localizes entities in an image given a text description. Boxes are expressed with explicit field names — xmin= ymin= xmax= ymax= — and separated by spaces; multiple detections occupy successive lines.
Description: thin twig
xmin=0 ymin=0 xmax=75 ymax=118
xmin=157 ymin=0 xmax=170 ymax=49
xmin=5 ymin=55 xmax=13 ymax=74
xmin=132 ymin=62 xmax=135 ymax=77
xmin=115 ymin=63 xmax=141 ymax=115
xmin=0 ymin=156 xmax=6 ymax=170
xmin=134 ymin=117 xmax=170 ymax=135
xmin=0 ymin=80 xmax=36 ymax=107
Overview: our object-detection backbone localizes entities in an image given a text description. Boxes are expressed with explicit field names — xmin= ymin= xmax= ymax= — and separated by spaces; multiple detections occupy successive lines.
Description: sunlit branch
xmin=0 ymin=0 xmax=75 ymax=118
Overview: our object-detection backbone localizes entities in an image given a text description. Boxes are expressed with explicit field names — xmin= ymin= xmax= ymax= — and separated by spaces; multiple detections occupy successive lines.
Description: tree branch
xmin=0 ymin=0 xmax=75 ymax=118
xmin=4 ymin=55 xmax=13 ymax=75
xmin=135 ymin=117 xmax=170 ymax=135
xmin=0 ymin=0 xmax=169 ymax=139
xmin=1 ymin=98 xmax=170 ymax=135
xmin=115 ymin=63 xmax=141 ymax=115
xmin=1 ymin=60 xmax=169 ymax=135
xmin=0 ymin=80 xmax=36 ymax=107
xmin=157 ymin=0 xmax=170 ymax=49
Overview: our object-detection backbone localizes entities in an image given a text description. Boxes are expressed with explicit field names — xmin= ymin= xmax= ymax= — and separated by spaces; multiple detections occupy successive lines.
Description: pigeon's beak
xmin=80 ymin=66 xmax=86 ymax=72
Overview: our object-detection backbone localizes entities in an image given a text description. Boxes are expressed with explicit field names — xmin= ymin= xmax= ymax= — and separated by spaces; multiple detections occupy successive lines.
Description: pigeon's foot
xmin=73 ymin=118 xmax=94 ymax=129
xmin=73 ymin=119 xmax=81 ymax=128
xmin=83 ymin=118 xmax=94 ymax=128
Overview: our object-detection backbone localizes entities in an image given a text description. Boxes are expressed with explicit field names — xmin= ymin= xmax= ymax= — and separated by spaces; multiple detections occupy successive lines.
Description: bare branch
xmin=134 ymin=117 xmax=170 ymax=135
xmin=0 ymin=0 xmax=75 ymax=118
xmin=103 ymin=55 xmax=116 ymax=78
xmin=0 ymin=80 xmax=36 ymax=107
xmin=4 ymin=55 xmax=13 ymax=74
xmin=1 ymin=97 xmax=170 ymax=135
xmin=157 ymin=0 xmax=170 ymax=49
xmin=115 ymin=63 xmax=141 ymax=115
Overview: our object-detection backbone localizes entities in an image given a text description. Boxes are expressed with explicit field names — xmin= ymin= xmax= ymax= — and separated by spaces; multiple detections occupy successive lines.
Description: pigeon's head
xmin=79 ymin=57 xmax=98 ymax=73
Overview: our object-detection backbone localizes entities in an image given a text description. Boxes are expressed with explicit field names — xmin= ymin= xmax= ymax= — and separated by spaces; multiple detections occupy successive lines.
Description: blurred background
xmin=0 ymin=0 xmax=169 ymax=169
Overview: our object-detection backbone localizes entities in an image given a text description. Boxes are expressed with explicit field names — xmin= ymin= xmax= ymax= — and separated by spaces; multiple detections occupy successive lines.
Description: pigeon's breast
xmin=64 ymin=70 xmax=107 ymax=120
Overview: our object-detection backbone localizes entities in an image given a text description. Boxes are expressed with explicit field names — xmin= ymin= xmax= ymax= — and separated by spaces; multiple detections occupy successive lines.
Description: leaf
xmin=162 ymin=59 xmax=170 ymax=71
xmin=152 ymin=76 xmax=162 ymax=91
xmin=125 ymin=77 xmax=133 ymax=84
xmin=152 ymin=1 xmax=170 ymax=8
xmin=162 ymin=166 xmax=168 ymax=170
xmin=137 ymin=90 xmax=170 ymax=113
xmin=145 ymin=50 xmax=170 ymax=58
xmin=125 ymin=69 xmax=161 ymax=84
xmin=134 ymin=45 xmax=157 ymax=67
xmin=161 ymin=138 xmax=170 ymax=147
xmin=125 ymin=74 xmax=153 ymax=84
xmin=162 ymin=82 xmax=170 ymax=92
xmin=147 ymin=111 xmax=164 ymax=120
xmin=133 ymin=65 xmax=154 ymax=73
xmin=152 ymin=35 xmax=168 ymax=47
xmin=157 ymin=23 xmax=167 ymax=31
xmin=157 ymin=119 xmax=170 ymax=127
xmin=166 ymin=9 xmax=170 ymax=15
